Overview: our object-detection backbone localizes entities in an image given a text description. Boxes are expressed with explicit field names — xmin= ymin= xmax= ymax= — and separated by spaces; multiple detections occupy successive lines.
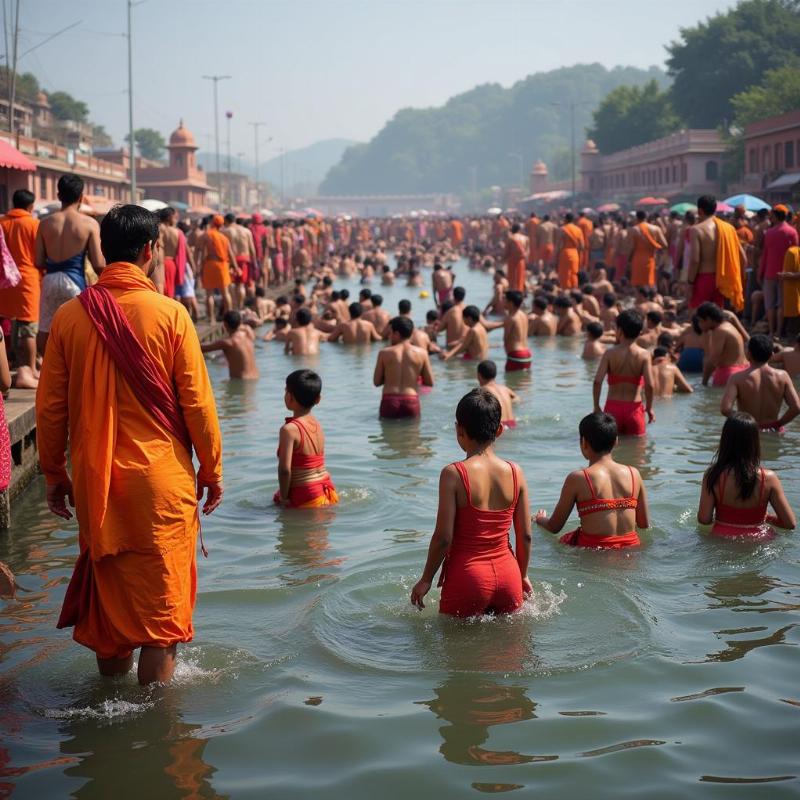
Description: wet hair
xmin=691 ymin=315 xmax=702 ymax=335
xmin=697 ymin=195 xmax=717 ymax=216
xmin=100 ymin=204 xmax=159 ymax=264
xmin=653 ymin=346 xmax=668 ymax=359
xmin=616 ymin=309 xmax=644 ymax=340
xmin=398 ymin=299 xmax=412 ymax=314
xmin=348 ymin=302 xmax=363 ymax=319
xmin=586 ymin=321 xmax=604 ymax=340
xmin=477 ymin=360 xmax=497 ymax=380
xmin=456 ymin=388 xmax=501 ymax=444
xmin=602 ymin=292 xmax=617 ymax=308
xmin=286 ymin=368 xmax=322 ymax=408
xmin=293 ymin=294 xmax=305 ymax=306
xmin=441 ymin=300 xmax=454 ymax=314
xmin=57 ymin=173 xmax=84 ymax=205
xmin=426 ymin=309 xmax=439 ymax=323
xmin=223 ymin=310 xmax=241 ymax=330
xmin=505 ymin=290 xmax=523 ymax=308
xmin=255 ymin=286 xmax=265 ymax=297
xmin=511 ymin=223 xmax=521 ymax=234
xmin=581 ymin=284 xmax=594 ymax=295
xmin=696 ymin=302 xmax=723 ymax=323
xmin=646 ymin=310 xmax=662 ymax=326
xmin=390 ymin=315 xmax=413 ymax=339
xmin=157 ymin=206 xmax=176 ymax=222
xmin=533 ymin=296 xmax=548 ymax=311
xmin=339 ymin=288 xmax=350 ymax=300
xmin=554 ymin=295 xmax=573 ymax=309
xmin=747 ymin=333 xmax=772 ymax=364
xmin=453 ymin=286 xmax=466 ymax=302
xmin=657 ymin=332 xmax=675 ymax=350
xmin=463 ymin=304 xmax=480 ymax=323
xmin=296 ymin=307 xmax=312 ymax=326
xmin=371 ymin=293 xmax=383 ymax=307
xmin=12 ymin=189 xmax=34 ymax=208
xmin=359 ymin=288 xmax=372 ymax=301
xmin=579 ymin=412 xmax=617 ymax=454
xmin=704 ymin=412 xmax=760 ymax=500
xmin=224 ymin=212 xmax=235 ymax=224
xmin=635 ymin=210 xmax=646 ymax=221
xmin=565 ymin=212 xmax=574 ymax=223
xmin=274 ymin=317 xmax=288 ymax=330
xmin=322 ymin=276 xmax=333 ymax=286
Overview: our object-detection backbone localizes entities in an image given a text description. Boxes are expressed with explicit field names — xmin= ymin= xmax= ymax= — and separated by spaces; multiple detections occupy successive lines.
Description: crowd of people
xmin=0 ymin=176 xmax=797 ymax=684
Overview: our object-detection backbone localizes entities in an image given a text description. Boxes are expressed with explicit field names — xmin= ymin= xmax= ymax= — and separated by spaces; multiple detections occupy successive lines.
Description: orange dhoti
xmin=540 ymin=243 xmax=555 ymax=266
xmin=631 ymin=254 xmax=656 ymax=287
xmin=507 ymin=258 xmax=526 ymax=293
xmin=558 ymin=249 xmax=580 ymax=290
xmin=202 ymin=259 xmax=231 ymax=291
xmin=273 ymin=477 xmax=339 ymax=508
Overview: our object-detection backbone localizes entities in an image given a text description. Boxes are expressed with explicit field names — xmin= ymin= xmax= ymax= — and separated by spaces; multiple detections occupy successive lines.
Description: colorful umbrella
xmin=715 ymin=202 xmax=735 ymax=214
xmin=636 ymin=197 xmax=669 ymax=206
xmin=722 ymin=194 xmax=770 ymax=212
xmin=670 ymin=202 xmax=697 ymax=214
xmin=597 ymin=203 xmax=620 ymax=212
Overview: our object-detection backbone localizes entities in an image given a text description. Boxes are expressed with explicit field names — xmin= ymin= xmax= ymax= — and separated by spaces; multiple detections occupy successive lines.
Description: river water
xmin=1 ymin=261 xmax=799 ymax=798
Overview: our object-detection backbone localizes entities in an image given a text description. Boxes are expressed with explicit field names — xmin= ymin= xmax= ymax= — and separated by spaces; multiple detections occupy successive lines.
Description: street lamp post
xmin=551 ymin=100 xmax=590 ymax=212
xmin=225 ymin=110 xmax=233 ymax=210
xmin=202 ymin=74 xmax=231 ymax=211
xmin=248 ymin=121 xmax=267 ymax=210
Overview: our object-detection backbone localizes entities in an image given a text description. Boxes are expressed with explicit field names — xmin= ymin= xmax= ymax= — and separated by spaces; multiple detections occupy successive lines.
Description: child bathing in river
xmin=697 ymin=412 xmax=795 ymax=539
xmin=274 ymin=370 xmax=339 ymax=509
xmin=535 ymin=412 xmax=649 ymax=549
xmin=410 ymin=388 xmax=532 ymax=617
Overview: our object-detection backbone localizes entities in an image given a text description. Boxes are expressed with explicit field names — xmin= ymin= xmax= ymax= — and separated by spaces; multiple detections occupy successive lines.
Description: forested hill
xmin=320 ymin=64 xmax=666 ymax=195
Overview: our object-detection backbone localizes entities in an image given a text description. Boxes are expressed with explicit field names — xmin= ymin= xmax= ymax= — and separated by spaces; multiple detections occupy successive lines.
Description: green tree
xmin=731 ymin=65 xmax=800 ymax=127
xmin=125 ymin=128 xmax=166 ymax=160
xmin=666 ymin=0 xmax=800 ymax=128
xmin=0 ymin=68 xmax=40 ymax=103
xmin=47 ymin=90 xmax=89 ymax=122
xmin=588 ymin=81 xmax=681 ymax=154
xmin=92 ymin=124 xmax=113 ymax=148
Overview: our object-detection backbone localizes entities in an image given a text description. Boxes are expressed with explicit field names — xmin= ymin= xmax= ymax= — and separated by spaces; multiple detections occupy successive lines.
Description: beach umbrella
xmin=138 ymin=198 xmax=167 ymax=212
xmin=670 ymin=202 xmax=697 ymax=214
xmin=597 ymin=202 xmax=620 ymax=212
xmin=722 ymin=194 xmax=770 ymax=212
xmin=581 ymin=207 xmax=597 ymax=215
xmin=715 ymin=202 xmax=735 ymax=214
xmin=486 ymin=207 xmax=502 ymax=215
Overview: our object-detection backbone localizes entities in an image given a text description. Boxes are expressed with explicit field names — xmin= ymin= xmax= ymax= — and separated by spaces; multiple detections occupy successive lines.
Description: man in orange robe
xmin=0 ymin=189 xmax=40 ymax=387
xmin=503 ymin=223 xmax=528 ymax=293
xmin=629 ymin=210 xmax=667 ymax=288
xmin=37 ymin=205 xmax=223 ymax=685
xmin=525 ymin=213 xmax=540 ymax=268
xmin=556 ymin=213 xmax=584 ymax=290
xmin=577 ymin=212 xmax=593 ymax=270
xmin=448 ymin=218 xmax=463 ymax=248
xmin=198 ymin=214 xmax=235 ymax=323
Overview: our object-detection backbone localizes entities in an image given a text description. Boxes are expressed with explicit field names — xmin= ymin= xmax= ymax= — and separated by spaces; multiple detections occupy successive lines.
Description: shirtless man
xmin=440 ymin=287 xmax=467 ymax=346
xmin=580 ymin=285 xmax=601 ymax=317
xmin=721 ymin=334 xmax=800 ymax=432
xmin=554 ymin=296 xmax=582 ymax=336
xmin=432 ymin=263 xmax=454 ymax=307
xmin=536 ymin=215 xmax=558 ymax=273
xmin=362 ymin=293 xmax=390 ymax=333
xmin=263 ymin=317 xmax=290 ymax=342
xmin=599 ymin=293 xmax=619 ymax=331
xmin=637 ymin=311 xmax=663 ymax=349
xmin=651 ymin=346 xmax=693 ymax=397
xmin=222 ymin=213 xmax=257 ymax=309
xmin=483 ymin=270 xmax=508 ymax=316
xmin=587 ymin=224 xmax=606 ymax=270
xmin=591 ymin=267 xmax=614 ymax=296
xmin=441 ymin=305 xmax=489 ymax=362
xmin=35 ymin=174 xmax=104 ymax=353
xmin=374 ymin=316 xmax=434 ymax=418
xmin=158 ymin=207 xmax=196 ymax=306
xmin=770 ymin=333 xmax=800 ymax=377
xmin=201 ymin=310 xmax=259 ymax=379
xmin=689 ymin=195 xmax=746 ymax=310
xmin=697 ymin=302 xmax=749 ymax=387
xmin=485 ymin=290 xmax=531 ymax=372
xmin=528 ymin=296 xmax=557 ymax=336
xmin=381 ymin=265 xmax=396 ymax=286
xmin=476 ymin=359 xmax=519 ymax=427
xmin=285 ymin=307 xmax=326 ymax=355
xmin=327 ymin=302 xmax=382 ymax=344
xmin=583 ymin=321 xmax=614 ymax=360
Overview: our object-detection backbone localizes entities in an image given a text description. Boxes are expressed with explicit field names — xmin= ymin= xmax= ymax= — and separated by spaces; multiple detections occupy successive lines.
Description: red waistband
xmin=559 ymin=528 xmax=640 ymax=549
xmin=274 ymin=477 xmax=336 ymax=508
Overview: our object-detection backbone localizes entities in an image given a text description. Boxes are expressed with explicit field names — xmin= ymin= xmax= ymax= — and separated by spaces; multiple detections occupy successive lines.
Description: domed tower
xmin=33 ymin=91 xmax=52 ymax=129
xmin=168 ymin=119 xmax=197 ymax=174
xmin=529 ymin=160 xmax=548 ymax=194
xmin=581 ymin=139 xmax=600 ymax=195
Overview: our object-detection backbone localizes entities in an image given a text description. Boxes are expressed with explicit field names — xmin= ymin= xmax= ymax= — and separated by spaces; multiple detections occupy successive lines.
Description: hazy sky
xmin=18 ymin=0 xmax=736 ymax=159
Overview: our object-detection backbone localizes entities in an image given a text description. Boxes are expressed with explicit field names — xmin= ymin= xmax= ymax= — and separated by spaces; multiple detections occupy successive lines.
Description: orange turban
xmin=212 ymin=215 xmax=224 ymax=227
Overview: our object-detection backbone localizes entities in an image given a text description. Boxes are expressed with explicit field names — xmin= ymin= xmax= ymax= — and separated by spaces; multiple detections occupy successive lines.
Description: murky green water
xmin=2 ymin=262 xmax=799 ymax=798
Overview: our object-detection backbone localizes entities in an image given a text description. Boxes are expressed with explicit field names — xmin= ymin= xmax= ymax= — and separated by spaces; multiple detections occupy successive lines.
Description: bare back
xmin=376 ymin=341 xmax=430 ymax=395
xmin=38 ymin=207 xmax=103 ymax=268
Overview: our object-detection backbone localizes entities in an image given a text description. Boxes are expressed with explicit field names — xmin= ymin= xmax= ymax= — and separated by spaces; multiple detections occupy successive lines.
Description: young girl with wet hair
xmin=698 ymin=412 xmax=795 ymax=538
xmin=535 ymin=412 xmax=649 ymax=549
xmin=411 ymin=388 xmax=532 ymax=617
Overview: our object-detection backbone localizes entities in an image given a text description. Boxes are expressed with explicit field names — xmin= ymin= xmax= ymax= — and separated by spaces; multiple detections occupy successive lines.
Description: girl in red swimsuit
xmin=410 ymin=389 xmax=532 ymax=617
xmin=274 ymin=369 xmax=338 ymax=508
xmin=535 ymin=412 xmax=649 ymax=549
xmin=698 ymin=412 xmax=795 ymax=538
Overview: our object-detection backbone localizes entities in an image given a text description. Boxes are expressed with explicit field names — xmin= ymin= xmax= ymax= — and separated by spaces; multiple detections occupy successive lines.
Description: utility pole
xmin=127 ymin=0 xmax=136 ymax=201
xmin=248 ymin=121 xmax=266 ymax=210
xmin=570 ymin=102 xmax=576 ymax=212
xmin=7 ymin=0 xmax=20 ymax=134
xmin=280 ymin=147 xmax=286 ymax=206
xmin=225 ymin=110 xmax=232 ymax=210
xmin=202 ymin=74 xmax=231 ymax=211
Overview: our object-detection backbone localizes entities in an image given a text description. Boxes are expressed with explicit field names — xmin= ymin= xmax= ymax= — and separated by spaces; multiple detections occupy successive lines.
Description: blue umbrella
xmin=722 ymin=194 xmax=770 ymax=211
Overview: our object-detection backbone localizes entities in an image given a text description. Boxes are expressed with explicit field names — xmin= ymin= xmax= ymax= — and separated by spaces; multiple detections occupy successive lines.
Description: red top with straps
xmin=448 ymin=460 xmax=519 ymax=558
xmin=280 ymin=417 xmax=325 ymax=470
xmin=607 ymin=373 xmax=644 ymax=387
xmin=577 ymin=466 xmax=638 ymax=517
xmin=715 ymin=468 xmax=768 ymax=526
